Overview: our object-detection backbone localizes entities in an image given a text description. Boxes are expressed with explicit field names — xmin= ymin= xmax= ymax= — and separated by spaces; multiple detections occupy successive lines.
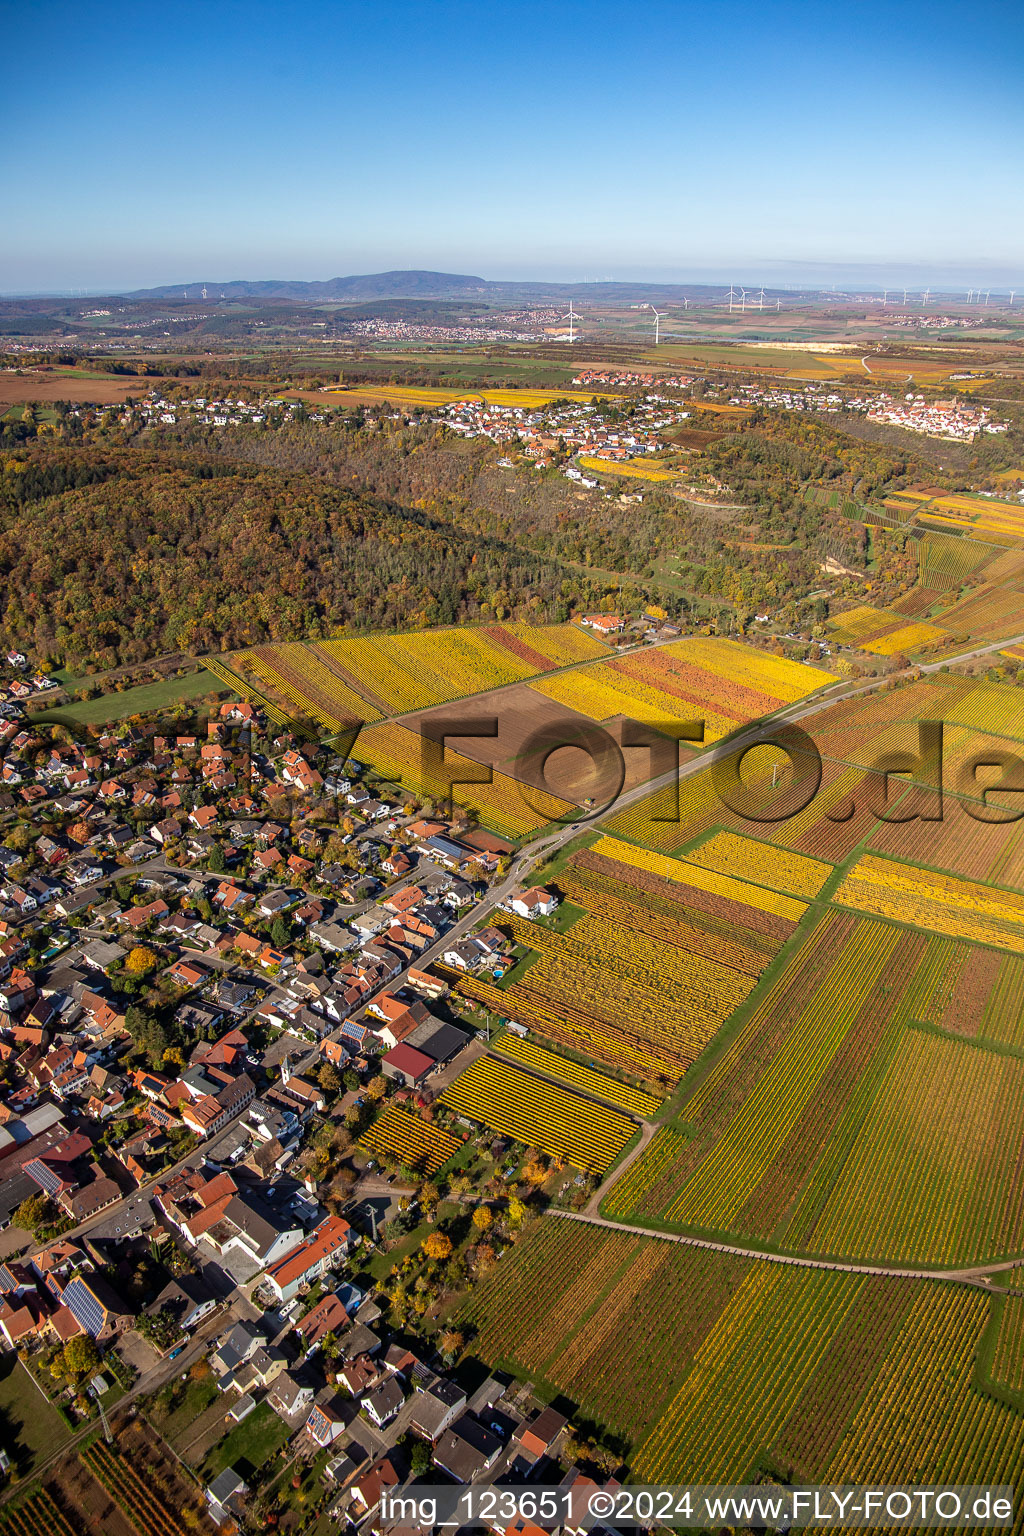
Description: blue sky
xmin=2 ymin=0 xmax=1022 ymax=291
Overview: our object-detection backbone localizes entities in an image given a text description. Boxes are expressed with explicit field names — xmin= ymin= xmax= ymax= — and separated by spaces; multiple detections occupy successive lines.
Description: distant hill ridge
xmin=130 ymin=270 xmax=492 ymax=300
xmin=124 ymin=270 xmax=753 ymax=304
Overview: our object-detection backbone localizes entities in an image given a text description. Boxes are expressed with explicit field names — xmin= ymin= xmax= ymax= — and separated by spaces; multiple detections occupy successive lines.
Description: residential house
xmin=510 ymin=886 xmax=559 ymax=920
xmin=263 ymin=1214 xmax=352 ymax=1304
xmin=267 ymin=1371 xmax=315 ymax=1422
xmin=305 ymin=1400 xmax=346 ymax=1448
xmin=364 ymin=1374 xmax=404 ymax=1428
xmin=409 ymin=1377 xmax=467 ymax=1442
xmin=433 ymin=1414 xmax=504 ymax=1482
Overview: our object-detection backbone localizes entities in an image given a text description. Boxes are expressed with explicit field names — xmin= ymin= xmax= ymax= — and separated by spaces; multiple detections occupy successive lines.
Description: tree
xmin=125 ymin=1004 xmax=169 ymax=1069
xmin=12 ymin=1192 xmax=54 ymax=1236
xmin=4 ymin=824 xmax=29 ymax=853
xmin=343 ymin=1068 xmax=360 ymax=1092
xmin=507 ymin=1197 xmax=527 ymax=1228
xmin=270 ymin=914 xmax=292 ymax=949
xmin=408 ymin=1439 xmax=433 ymax=1477
xmin=366 ymin=1074 xmax=388 ymax=1102
xmin=125 ymin=945 xmax=158 ymax=976
xmin=318 ymin=1062 xmax=341 ymax=1097
xmin=471 ymin=1205 xmax=493 ymax=1233
xmin=438 ymin=1328 xmax=464 ymax=1363
xmin=421 ymin=1231 xmax=452 ymax=1262
xmin=63 ymin=1334 xmax=100 ymax=1379
xmin=207 ymin=843 xmax=226 ymax=873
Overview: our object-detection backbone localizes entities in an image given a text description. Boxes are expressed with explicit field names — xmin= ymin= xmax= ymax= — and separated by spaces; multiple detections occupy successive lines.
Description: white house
xmin=510 ymin=886 xmax=559 ymax=920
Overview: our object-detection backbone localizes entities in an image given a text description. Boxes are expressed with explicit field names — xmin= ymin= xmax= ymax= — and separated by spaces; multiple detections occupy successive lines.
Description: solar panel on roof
xmin=62 ymin=1276 xmax=105 ymax=1337
xmin=24 ymin=1158 xmax=64 ymax=1195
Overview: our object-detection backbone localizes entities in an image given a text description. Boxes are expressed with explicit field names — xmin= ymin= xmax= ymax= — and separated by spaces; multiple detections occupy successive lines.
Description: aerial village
xmin=0 ymin=687 xmax=605 ymax=1530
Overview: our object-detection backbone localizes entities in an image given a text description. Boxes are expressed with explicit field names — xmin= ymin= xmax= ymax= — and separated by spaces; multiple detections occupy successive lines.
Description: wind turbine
xmin=882 ymin=290 xmax=889 ymax=306
xmin=985 ymin=290 xmax=991 ymax=305
xmin=738 ymin=287 xmax=748 ymax=312
xmin=758 ymin=286 xmax=765 ymax=311
xmin=1010 ymin=291 xmax=1016 ymax=308
xmin=650 ymin=304 xmax=664 ymax=344
xmin=201 ymin=285 xmax=208 ymax=300
xmin=776 ymin=298 xmax=781 ymax=312
xmin=727 ymin=285 xmax=737 ymax=312
xmin=922 ymin=288 xmax=930 ymax=306
xmin=967 ymin=289 xmax=974 ymax=304
xmin=903 ymin=287 xmax=908 ymax=305
xmin=562 ymin=300 xmax=578 ymax=343
xmin=682 ymin=297 xmax=690 ymax=310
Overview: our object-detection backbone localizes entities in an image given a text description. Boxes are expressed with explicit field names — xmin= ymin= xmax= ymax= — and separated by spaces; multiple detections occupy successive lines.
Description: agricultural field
xmin=602 ymin=667 xmax=1024 ymax=879
xmin=795 ymin=1025 xmax=1024 ymax=1264
xmin=650 ymin=917 xmax=904 ymax=1233
xmin=80 ymin=1440 xmax=189 ymax=1536
xmin=992 ymin=1296 xmax=1024 ymax=1393
xmin=315 ymin=622 xmax=609 ymax=714
xmin=0 ymin=1490 xmax=77 ymax=1536
xmin=601 ymin=911 xmax=896 ymax=1226
xmin=598 ymin=873 xmax=1024 ymax=1268
xmin=355 ymin=720 xmax=574 ymax=838
xmin=290 ymin=384 xmax=617 ymax=410
xmin=439 ymin=835 xmax=799 ymax=1088
xmin=0 ymin=1418 xmax=215 ymax=1536
xmin=934 ymin=582 xmax=1024 ymax=643
xmin=359 ymin=1103 xmax=461 ymax=1173
xmin=828 ymin=602 xmax=950 ymax=655
xmin=577 ymin=455 xmax=679 ymax=482
xmin=588 ymin=835 xmax=809 ymax=922
xmin=229 ymin=642 xmax=382 ymax=729
xmin=680 ymin=830 xmax=832 ymax=901
xmin=933 ymin=676 xmax=1024 ymax=744
xmin=492 ymin=1033 xmax=662 ymax=1117
xmin=439 ymin=1054 xmax=635 ymax=1174
xmin=900 ymin=489 xmax=1024 ymax=546
xmin=917 ymin=531 xmax=995 ymax=591
xmin=530 ymin=634 xmax=834 ymax=742
xmin=834 ymin=854 xmax=1024 ymax=954
xmin=456 ymin=1220 xmax=1024 ymax=1489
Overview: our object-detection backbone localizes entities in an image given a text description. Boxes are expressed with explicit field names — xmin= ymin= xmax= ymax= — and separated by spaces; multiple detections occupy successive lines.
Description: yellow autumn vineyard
xmin=440 ymin=1055 xmax=634 ymax=1174
xmin=493 ymin=1032 xmax=661 ymax=1118
xmin=590 ymin=835 xmax=808 ymax=921
xmin=835 ymin=854 xmax=1024 ymax=954
xmin=683 ymin=831 xmax=832 ymax=900
xmin=320 ymin=622 xmax=609 ymax=713
xmin=360 ymin=1104 xmax=461 ymax=1174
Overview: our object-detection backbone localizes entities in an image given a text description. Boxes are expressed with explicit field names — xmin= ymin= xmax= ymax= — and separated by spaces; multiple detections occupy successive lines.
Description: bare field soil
xmin=404 ymin=684 xmax=672 ymax=803
xmin=0 ymin=372 xmax=163 ymax=407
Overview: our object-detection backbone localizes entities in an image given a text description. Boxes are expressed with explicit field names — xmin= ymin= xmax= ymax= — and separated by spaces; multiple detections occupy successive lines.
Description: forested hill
xmin=0 ymin=403 xmax=929 ymax=673
xmin=0 ymin=450 xmax=588 ymax=669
